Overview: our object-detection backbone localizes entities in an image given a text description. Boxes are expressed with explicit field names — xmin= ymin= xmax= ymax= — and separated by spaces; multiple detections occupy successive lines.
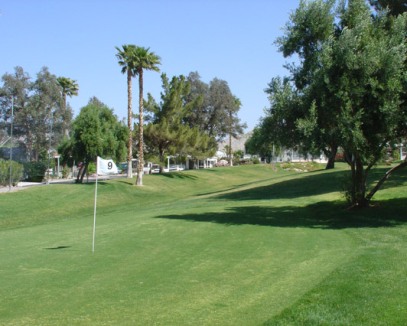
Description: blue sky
xmin=1 ymin=0 xmax=300 ymax=131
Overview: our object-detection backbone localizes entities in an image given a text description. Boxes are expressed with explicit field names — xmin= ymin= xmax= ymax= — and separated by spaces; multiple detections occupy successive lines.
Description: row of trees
xmin=144 ymin=72 xmax=246 ymax=167
xmin=58 ymin=68 xmax=246 ymax=183
xmin=1 ymin=48 xmax=245 ymax=184
xmin=247 ymin=0 xmax=407 ymax=207
xmin=115 ymin=44 xmax=245 ymax=185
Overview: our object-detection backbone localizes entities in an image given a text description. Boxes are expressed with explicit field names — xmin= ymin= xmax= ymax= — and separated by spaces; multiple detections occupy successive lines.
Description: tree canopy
xmin=0 ymin=66 xmax=71 ymax=162
xmin=142 ymin=72 xmax=246 ymax=168
xmin=65 ymin=97 xmax=127 ymax=183
xmin=57 ymin=76 xmax=78 ymax=138
xmin=250 ymin=0 xmax=407 ymax=207
xmin=144 ymin=74 xmax=217 ymax=165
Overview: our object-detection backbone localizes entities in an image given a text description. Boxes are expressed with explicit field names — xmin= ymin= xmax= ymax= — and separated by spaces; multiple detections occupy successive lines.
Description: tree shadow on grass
xmin=44 ymin=245 xmax=71 ymax=250
xmin=159 ymin=173 xmax=198 ymax=180
xmin=194 ymin=174 xmax=298 ymax=198
xmin=80 ymin=180 xmax=112 ymax=186
xmin=214 ymin=167 xmax=407 ymax=201
xmin=214 ymin=170 xmax=348 ymax=201
xmin=115 ymin=180 xmax=135 ymax=186
xmin=155 ymin=198 xmax=407 ymax=229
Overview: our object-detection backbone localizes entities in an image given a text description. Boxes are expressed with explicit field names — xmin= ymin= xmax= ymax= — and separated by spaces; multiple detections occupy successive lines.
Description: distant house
xmin=185 ymin=156 xmax=218 ymax=170
xmin=218 ymin=132 xmax=328 ymax=163
xmin=270 ymin=148 xmax=328 ymax=164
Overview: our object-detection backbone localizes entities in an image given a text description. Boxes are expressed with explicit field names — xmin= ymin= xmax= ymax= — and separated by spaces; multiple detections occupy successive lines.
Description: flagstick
xmin=92 ymin=158 xmax=98 ymax=253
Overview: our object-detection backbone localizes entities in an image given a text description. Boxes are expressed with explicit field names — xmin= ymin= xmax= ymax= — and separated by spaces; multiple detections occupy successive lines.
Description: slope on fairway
xmin=0 ymin=164 xmax=406 ymax=325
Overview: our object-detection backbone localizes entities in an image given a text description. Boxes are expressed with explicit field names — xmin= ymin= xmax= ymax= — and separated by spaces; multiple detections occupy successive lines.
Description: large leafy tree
xmin=252 ymin=76 xmax=305 ymax=163
xmin=183 ymin=73 xmax=246 ymax=144
xmin=206 ymin=78 xmax=236 ymax=140
xmin=116 ymin=44 xmax=138 ymax=179
xmin=184 ymin=71 xmax=210 ymax=131
xmin=257 ymin=0 xmax=406 ymax=207
xmin=30 ymin=67 xmax=63 ymax=161
xmin=331 ymin=0 xmax=406 ymax=206
xmin=0 ymin=66 xmax=31 ymax=122
xmin=56 ymin=76 xmax=78 ymax=138
xmin=245 ymin=126 xmax=275 ymax=162
xmin=69 ymin=97 xmax=127 ymax=183
xmin=0 ymin=66 xmax=63 ymax=162
xmin=0 ymin=66 xmax=31 ymax=155
xmin=275 ymin=0 xmax=339 ymax=168
xmin=369 ymin=0 xmax=407 ymax=161
xmin=132 ymin=46 xmax=161 ymax=186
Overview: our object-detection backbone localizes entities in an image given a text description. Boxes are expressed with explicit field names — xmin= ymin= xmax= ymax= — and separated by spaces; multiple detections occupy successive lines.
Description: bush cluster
xmin=0 ymin=159 xmax=24 ymax=186
xmin=23 ymin=161 xmax=47 ymax=182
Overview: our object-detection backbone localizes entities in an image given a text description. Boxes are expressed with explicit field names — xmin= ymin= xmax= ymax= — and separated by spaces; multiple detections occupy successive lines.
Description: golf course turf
xmin=1 ymin=164 xmax=406 ymax=325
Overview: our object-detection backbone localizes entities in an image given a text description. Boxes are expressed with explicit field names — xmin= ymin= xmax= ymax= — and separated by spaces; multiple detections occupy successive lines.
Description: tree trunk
xmin=366 ymin=157 xmax=407 ymax=202
xmin=62 ymin=93 xmax=69 ymax=138
xmin=229 ymin=132 xmax=233 ymax=167
xmin=136 ymin=70 xmax=144 ymax=186
xmin=127 ymin=69 xmax=133 ymax=179
xmin=26 ymin=127 xmax=33 ymax=161
xmin=81 ymin=163 xmax=88 ymax=184
xmin=76 ymin=162 xmax=88 ymax=184
xmin=325 ymin=146 xmax=337 ymax=170
xmin=349 ymin=155 xmax=369 ymax=208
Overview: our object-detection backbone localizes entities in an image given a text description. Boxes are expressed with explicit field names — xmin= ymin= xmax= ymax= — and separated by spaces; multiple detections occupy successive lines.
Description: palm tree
xmin=133 ymin=46 xmax=161 ymax=186
xmin=116 ymin=44 xmax=138 ymax=178
xmin=57 ymin=77 xmax=78 ymax=138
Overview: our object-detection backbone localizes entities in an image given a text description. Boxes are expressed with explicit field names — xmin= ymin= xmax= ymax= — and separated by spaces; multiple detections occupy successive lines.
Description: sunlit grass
xmin=1 ymin=164 xmax=406 ymax=325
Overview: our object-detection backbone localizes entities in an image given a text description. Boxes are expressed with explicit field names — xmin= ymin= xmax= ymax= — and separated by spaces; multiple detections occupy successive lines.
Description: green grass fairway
xmin=1 ymin=164 xmax=406 ymax=325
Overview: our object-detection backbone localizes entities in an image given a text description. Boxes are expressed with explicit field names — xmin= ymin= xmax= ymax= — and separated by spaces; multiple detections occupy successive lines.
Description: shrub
xmin=252 ymin=157 xmax=261 ymax=164
xmin=88 ymin=162 xmax=96 ymax=175
xmin=0 ymin=159 xmax=24 ymax=186
xmin=62 ymin=166 xmax=71 ymax=179
xmin=232 ymin=157 xmax=241 ymax=166
xmin=24 ymin=161 xmax=48 ymax=182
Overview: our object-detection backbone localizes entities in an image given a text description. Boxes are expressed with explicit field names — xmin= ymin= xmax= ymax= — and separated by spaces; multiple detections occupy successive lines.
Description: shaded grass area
xmin=156 ymin=198 xmax=407 ymax=229
xmin=0 ymin=164 xmax=406 ymax=325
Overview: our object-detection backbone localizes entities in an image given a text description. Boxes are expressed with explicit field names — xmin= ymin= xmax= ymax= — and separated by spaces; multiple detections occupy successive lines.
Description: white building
xmin=271 ymin=148 xmax=328 ymax=164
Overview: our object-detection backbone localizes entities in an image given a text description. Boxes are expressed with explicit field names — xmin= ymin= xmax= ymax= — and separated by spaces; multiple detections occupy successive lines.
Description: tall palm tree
xmin=133 ymin=46 xmax=161 ymax=186
xmin=116 ymin=44 xmax=137 ymax=178
xmin=57 ymin=76 xmax=78 ymax=138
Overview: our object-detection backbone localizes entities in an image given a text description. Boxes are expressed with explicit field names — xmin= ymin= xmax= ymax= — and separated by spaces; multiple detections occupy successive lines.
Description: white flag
xmin=97 ymin=156 xmax=118 ymax=175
